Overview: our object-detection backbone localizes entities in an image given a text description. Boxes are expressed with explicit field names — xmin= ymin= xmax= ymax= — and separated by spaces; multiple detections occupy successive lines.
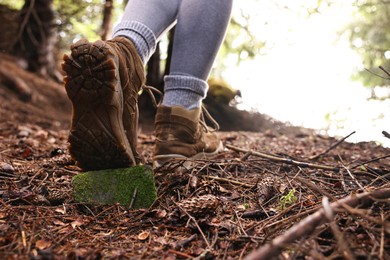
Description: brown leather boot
xmin=62 ymin=37 xmax=145 ymax=170
xmin=154 ymin=105 xmax=224 ymax=167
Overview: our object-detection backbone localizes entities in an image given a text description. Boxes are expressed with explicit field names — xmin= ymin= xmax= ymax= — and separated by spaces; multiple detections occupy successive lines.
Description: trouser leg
xmin=112 ymin=0 xmax=181 ymax=63
xmin=162 ymin=0 xmax=233 ymax=109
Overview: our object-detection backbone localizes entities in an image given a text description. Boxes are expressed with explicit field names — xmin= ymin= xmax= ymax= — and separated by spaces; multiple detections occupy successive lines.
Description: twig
xmin=343 ymin=166 xmax=365 ymax=191
xmin=340 ymin=203 xmax=386 ymax=226
xmin=234 ymin=210 xmax=248 ymax=236
xmin=295 ymin=176 xmax=336 ymax=201
xmin=309 ymin=131 xmax=355 ymax=160
xmin=203 ymin=175 xmax=253 ymax=188
xmin=244 ymin=188 xmax=390 ymax=260
xmin=241 ymin=209 xmax=270 ymax=219
xmin=226 ymin=144 xmax=339 ymax=172
xmin=82 ymin=204 xmax=96 ymax=217
xmin=174 ymin=234 xmax=197 ymax=250
xmin=239 ymin=242 xmax=250 ymax=260
xmin=380 ymin=211 xmax=385 ymax=260
xmin=173 ymin=201 xmax=212 ymax=250
xmin=129 ymin=188 xmax=138 ymax=209
xmin=241 ymin=151 xmax=253 ymax=161
xmin=379 ymin=66 xmax=390 ymax=78
xmin=382 ymin=131 xmax=390 ymax=139
xmin=351 ymin=154 xmax=390 ymax=170
xmin=167 ymin=249 xmax=193 ymax=258
xmin=322 ymin=197 xmax=355 ymax=260
xmin=227 ymin=152 xmax=252 ymax=171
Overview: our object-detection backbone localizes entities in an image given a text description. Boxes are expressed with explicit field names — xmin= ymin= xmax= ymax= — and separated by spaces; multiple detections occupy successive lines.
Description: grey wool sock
xmin=162 ymin=74 xmax=208 ymax=110
xmin=112 ymin=21 xmax=156 ymax=64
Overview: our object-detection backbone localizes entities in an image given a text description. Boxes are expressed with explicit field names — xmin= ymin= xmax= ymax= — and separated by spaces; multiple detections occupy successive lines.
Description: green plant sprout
xmin=279 ymin=188 xmax=297 ymax=210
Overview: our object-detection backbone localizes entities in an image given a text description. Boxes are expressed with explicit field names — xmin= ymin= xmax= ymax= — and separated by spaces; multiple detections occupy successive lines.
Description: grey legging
xmin=115 ymin=0 xmax=233 ymax=80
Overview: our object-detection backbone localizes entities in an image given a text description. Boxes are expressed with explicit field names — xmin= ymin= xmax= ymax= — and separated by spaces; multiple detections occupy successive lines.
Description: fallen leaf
xmin=53 ymin=219 xmax=66 ymax=226
xmin=35 ymin=239 xmax=51 ymax=250
xmin=71 ymin=219 xmax=83 ymax=229
xmin=236 ymin=205 xmax=246 ymax=211
xmin=278 ymin=183 xmax=288 ymax=194
xmin=138 ymin=231 xmax=150 ymax=241
xmin=156 ymin=209 xmax=167 ymax=218
xmin=100 ymin=230 xmax=113 ymax=237
xmin=55 ymin=207 xmax=66 ymax=215
xmin=58 ymin=226 xmax=73 ymax=234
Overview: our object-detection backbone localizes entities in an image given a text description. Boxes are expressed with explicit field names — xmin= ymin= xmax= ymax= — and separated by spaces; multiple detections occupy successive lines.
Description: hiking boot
xmin=153 ymin=105 xmax=224 ymax=167
xmin=62 ymin=37 xmax=145 ymax=170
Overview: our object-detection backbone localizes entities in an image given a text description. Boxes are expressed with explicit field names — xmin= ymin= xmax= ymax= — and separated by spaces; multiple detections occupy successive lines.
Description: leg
xmin=163 ymin=0 xmax=233 ymax=109
xmin=154 ymin=0 xmax=233 ymax=167
xmin=62 ymin=0 xmax=182 ymax=170
xmin=112 ymin=0 xmax=181 ymax=63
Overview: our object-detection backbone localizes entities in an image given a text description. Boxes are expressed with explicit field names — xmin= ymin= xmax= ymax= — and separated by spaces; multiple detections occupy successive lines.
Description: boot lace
xmin=141 ymin=85 xmax=220 ymax=132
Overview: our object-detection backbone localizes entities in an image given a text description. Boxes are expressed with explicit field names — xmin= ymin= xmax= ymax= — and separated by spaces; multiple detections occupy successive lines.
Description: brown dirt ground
xmin=0 ymin=55 xmax=389 ymax=259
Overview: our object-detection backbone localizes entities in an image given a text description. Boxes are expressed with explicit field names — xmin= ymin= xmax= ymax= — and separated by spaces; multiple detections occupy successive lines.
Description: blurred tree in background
xmin=0 ymin=0 xmax=265 ymax=85
xmin=344 ymin=0 xmax=390 ymax=98
xmin=2 ymin=0 xmax=389 ymax=99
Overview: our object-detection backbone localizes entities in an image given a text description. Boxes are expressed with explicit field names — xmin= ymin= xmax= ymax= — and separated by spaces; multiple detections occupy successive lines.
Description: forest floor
xmin=0 ymin=55 xmax=389 ymax=259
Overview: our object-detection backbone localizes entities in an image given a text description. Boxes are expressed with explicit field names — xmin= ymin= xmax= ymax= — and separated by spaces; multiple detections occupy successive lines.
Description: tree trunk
xmin=13 ymin=0 xmax=61 ymax=82
xmin=146 ymin=43 xmax=162 ymax=88
xmin=164 ymin=27 xmax=175 ymax=77
xmin=101 ymin=0 xmax=113 ymax=40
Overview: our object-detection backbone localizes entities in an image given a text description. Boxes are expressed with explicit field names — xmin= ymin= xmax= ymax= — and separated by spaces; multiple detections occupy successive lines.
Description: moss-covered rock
xmin=72 ymin=165 xmax=156 ymax=208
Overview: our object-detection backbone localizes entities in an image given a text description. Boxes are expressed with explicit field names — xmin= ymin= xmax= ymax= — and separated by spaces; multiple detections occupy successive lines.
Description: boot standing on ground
xmin=62 ymin=0 xmax=233 ymax=170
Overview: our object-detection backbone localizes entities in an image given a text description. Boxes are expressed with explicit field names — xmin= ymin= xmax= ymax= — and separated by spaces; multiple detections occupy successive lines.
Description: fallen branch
xmin=322 ymin=197 xmax=355 ymax=260
xmin=309 ymin=131 xmax=355 ymax=160
xmin=226 ymin=144 xmax=339 ymax=172
xmin=244 ymin=188 xmax=390 ymax=260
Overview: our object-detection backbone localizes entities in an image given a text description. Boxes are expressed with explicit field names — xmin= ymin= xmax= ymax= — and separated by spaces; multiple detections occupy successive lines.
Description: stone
xmin=0 ymin=162 xmax=15 ymax=174
xmin=72 ymin=165 xmax=156 ymax=208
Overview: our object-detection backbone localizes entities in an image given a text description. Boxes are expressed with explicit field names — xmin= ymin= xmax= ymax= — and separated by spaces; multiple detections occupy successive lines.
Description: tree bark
xmin=13 ymin=0 xmax=61 ymax=82
xmin=101 ymin=0 xmax=113 ymax=41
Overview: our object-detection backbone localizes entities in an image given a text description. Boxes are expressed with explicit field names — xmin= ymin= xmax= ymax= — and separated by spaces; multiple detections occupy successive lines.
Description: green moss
xmin=72 ymin=165 xmax=156 ymax=208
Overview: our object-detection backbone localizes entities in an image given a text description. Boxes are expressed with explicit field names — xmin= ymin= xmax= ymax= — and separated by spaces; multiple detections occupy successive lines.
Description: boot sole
xmin=153 ymin=141 xmax=224 ymax=168
xmin=62 ymin=39 xmax=135 ymax=170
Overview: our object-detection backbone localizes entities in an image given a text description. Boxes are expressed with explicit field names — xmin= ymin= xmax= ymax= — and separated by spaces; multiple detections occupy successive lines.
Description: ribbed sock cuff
xmin=162 ymin=75 xmax=208 ymax=110
xmin=112 ymin=21 xmax=156 ymax=64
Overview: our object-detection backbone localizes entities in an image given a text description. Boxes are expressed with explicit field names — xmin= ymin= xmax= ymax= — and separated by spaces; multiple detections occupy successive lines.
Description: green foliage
xmin=214 ymin=7 xmax=266 ymax=77
xmin=0 ymin=0 xmax=24 ymax=10
xmin=279 ymin=188 xmax=297 ymax=210
xmin=1 ymin=0 xmax=107 ymax=50
xmin=54 ymin=0 xmax=104 ymax=48
xmin=345 ymin=0 xmax=390 ymax=88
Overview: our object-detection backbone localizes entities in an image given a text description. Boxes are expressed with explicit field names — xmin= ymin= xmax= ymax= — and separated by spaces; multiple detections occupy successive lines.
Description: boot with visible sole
xmin=153 ymin=105 xmax=224 ymax=168
xmin=62 ymin=37 xmax=145 ymax=170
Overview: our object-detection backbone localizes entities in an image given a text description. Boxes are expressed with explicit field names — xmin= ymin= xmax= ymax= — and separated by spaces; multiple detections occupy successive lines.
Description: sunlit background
xmin=218 ymin=0 xmax=390 ymax=147
xmin=2 ymin=0 xmax=389 ymax=147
